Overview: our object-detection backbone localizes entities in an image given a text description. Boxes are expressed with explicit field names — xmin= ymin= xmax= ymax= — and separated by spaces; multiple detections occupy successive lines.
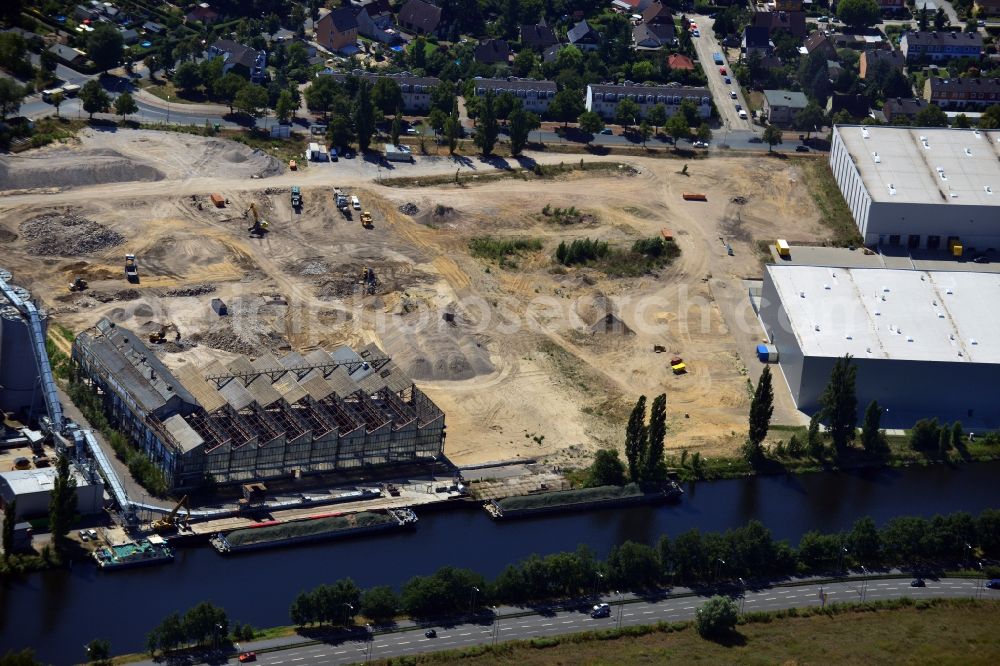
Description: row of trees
xmin=285 ymin=509 xmax=999 ymax=623
xmin=146 ymin=602 xmax=229 ymax=656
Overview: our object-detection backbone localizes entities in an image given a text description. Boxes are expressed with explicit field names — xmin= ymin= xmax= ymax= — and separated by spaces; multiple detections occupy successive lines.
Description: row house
xmin=899 ymin=31 xmax=982 ymax=62
xmin=585 ymin=83 xmax=712 ymax=121
xmin=923 ymin=77 xmax=1000 ymax=110
xmin=321 ymin=70 xmax=442 ymax=113
xmin=472 ymin=77 xmax=557 ymax=114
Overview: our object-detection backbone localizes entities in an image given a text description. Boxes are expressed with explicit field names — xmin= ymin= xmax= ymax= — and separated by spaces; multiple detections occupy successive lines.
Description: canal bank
xmin=2 ymin=461 xmax=999 ymax=664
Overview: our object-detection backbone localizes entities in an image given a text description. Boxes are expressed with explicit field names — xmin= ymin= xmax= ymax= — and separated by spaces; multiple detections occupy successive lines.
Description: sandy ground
xmin=0 ymin=130 xmax=827 ymax=467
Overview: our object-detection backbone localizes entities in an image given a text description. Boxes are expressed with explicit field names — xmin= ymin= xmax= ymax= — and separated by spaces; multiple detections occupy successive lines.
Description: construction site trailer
xmin=308 ymin=142 xmax=329 ymax=161
xmin=384 ymin=144 xmax=414 ymax=163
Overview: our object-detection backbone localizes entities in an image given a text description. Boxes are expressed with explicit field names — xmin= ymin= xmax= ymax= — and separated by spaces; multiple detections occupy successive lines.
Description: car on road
xmin=600 ymin=128 xmax=613 ymax=135
xmin=734 ymin=103 xmax=742 ymax=111
xmin=973 ymin=255 xmax=990 ymax=264
xmin=692 ymin=29 xmax=700 ymax=36
xmin=910 ymin=578 xmax=926 ymax=587
xmin=238 ymin=652 xmax=256 ymax=663
xmin=724 ymin=77 xmax=731 ymax=84
xmin=406 ymin=127 xmax=417 ymax=135
xmin=693 ymin=140 xmax=708 ymax=148
xmin=730 ymin=90 xmax=738 ymax=99
xmin=986 ymin=579 xmax=1000 ymax=589
xmin=425 ymin=629 xmax=437 ymax=638
xmin=748 ymin=136 xmax=763 ymax=143
xmin=591 ymin=602 xmax=611 ymax=618
xmin=719 ymin=67 xmax=727 ymax=75
xmin=819 ymin=15 xmax=829 ymax=21
xmin=738 ymin=109 xmax=748 ymax=119
xmin=795 ymin=145 xmax=809 ymax=152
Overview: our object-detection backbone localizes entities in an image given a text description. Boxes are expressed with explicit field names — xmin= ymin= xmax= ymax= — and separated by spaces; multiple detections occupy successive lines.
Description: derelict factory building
xmin=830 ymin=125 xmax=1000 ymax=251
xmin=72 ymin=318 xmax=445 ymax=491
xmin=760 ymin=265 xmax=1000 ymax=427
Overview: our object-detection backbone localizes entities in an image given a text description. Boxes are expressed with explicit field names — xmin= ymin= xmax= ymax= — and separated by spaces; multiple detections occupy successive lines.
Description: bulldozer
xmin=244 ymin=202 xmax=270 ymax=238
xmin=151 ymin=495 xmax=191 ymax=533
xmin=360 ymin=211 xmax=373 ymax=229
xmin=68 ymin=276 xmax=88 ymax=292
xmin=148 ymin=323 xmax=180 ymax=344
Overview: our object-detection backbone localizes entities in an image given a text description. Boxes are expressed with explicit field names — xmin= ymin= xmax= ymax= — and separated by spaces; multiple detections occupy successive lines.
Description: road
xmin=689 ymin=15 xmax=754 ymax=133
xmin=129 ymin=577 xmax=996 ymax=666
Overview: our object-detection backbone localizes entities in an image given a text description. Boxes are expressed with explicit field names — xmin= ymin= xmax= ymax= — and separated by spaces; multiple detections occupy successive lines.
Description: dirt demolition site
xmin=0 ymin=130 xmax=828 ymax=470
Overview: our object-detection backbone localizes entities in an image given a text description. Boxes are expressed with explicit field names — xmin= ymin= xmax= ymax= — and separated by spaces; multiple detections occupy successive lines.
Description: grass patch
xmin=799 ymin=159 xmax=863 ymax=246
xmin=556 ymin=236 xmax=681 ymax=277
xmin=469 ymin=236 xmax=542 ymax=266
xmin=141 ymin=80 xmax=201 ymax=104
xmin=228 ymin=132 xmax=308 ymax=167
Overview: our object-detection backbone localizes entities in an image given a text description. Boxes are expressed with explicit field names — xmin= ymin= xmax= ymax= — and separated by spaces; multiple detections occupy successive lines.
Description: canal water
xmin=3 ymin=462 xmax=999 ymax=664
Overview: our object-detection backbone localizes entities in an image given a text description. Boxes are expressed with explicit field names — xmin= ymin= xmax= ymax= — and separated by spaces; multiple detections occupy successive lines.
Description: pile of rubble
xmin=398 ymin=202 xmax=419 ymax=216
xmin=164 ymin=284 xmax=216 ymax=297
xmin=19 ymin=212 xmax=125 ymax=257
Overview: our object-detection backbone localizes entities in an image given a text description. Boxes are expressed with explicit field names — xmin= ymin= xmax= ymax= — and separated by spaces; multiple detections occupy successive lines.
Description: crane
xmin=151 ymin=495 xmax=191 ymax=533
xmin=244 ymin=202 xmax=269 ymax=237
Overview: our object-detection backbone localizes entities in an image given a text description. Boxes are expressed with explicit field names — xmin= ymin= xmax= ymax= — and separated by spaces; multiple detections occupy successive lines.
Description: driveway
xmin=690 ymin=15 xmax=754 ymax=133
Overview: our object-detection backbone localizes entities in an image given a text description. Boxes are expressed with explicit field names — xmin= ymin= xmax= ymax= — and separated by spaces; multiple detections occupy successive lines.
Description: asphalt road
xmin=131 ymin=577 xmax=995 ymax=666
xmin=689 ymin=15 xmax=754 ymax=133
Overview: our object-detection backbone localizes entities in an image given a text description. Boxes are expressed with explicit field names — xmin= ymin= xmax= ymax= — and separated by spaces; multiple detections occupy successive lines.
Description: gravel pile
xmin=301 ymin=262 xmax=328 ymax=276
xmin=19 ymin=213 xmax=126 ymax=257
xmin=398 ymin=203 xmax=419 ymax=215
xmin=164 ymin=284 xmax=216 ymax=297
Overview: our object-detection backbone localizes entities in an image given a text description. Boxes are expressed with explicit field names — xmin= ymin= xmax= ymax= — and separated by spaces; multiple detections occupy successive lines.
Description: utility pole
xmin=616 ymin=591 xmax=624 ymax=631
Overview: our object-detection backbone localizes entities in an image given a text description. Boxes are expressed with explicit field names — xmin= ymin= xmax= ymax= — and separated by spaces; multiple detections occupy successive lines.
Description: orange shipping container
xmin=210 ymin=193 xmax=225 ymax=208
xmin=682 ymin=192 xmax=707 ymax=201
xmin=661 ymin=228 xmax=674 ymax=241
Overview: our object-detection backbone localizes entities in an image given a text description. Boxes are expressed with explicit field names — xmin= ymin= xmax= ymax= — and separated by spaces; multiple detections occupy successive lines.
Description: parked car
xmin=730 ymin=90 xmax=737 ymax=99
xmin=693 ymin=140 xmax=708 ymax=148
xmin=600 ymin=128 xmax=613 ymax=135
xmin=238 ymin=653 xmax=256 ymax=663
xmin=425 ymin=629 xmax=437 ymax=638
xmin=973 ymin=255 xmax=989 ymax=264
xmin=735 ymin=103 xmax=742 ymax=111
xmin=719 ymin=67 xmax=727 ymax=75
xmin=748 ymin=136 xmax=763 ymax=143
xmin=692 ymin=29 xmax=700 ymax=36
xmin=351 ymin=195 xmax=361 ymax=210
xmin=910 ymin=578 xmax=926 ymax=587
xmin=987 ymin=579 xmax=1000 ymax=589
xmin=724 ymin=77 xmax=731 ymax=84
xmin=795 ymin=145 xmax=810 ymax=152
xmin=591 ymin=602 xmax=611 ymax=618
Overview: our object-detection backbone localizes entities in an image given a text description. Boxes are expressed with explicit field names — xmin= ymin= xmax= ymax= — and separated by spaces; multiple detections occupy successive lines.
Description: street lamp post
xmin=715 ymin=558 xmax=726 ymax=584
xmin=860 ymin=566 xmax=869 ymax=603
xmin=470 ymin=586 xmax=480 ymax=615
xmin=616 ymin=590 xmax=624 ymax=631
xmin=839 ymin=547 xmax=848 ymax=576
xmin=365 ymin=623 xmax=374 ymax=663
xmin=343 ymin=603 xmax=354 ymax=627
xmin=492 ymin=606 xmax=500 ymax=646
xmin=593 ymin=571 xmax=604 ymax=599
xmin=166 ymin=95 xmax=170 ymax=124
xmin=738 ymin=577 xmax=747 ymax=614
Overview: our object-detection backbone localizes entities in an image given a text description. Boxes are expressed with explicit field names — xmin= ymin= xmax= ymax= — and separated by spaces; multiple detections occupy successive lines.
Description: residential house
xmin=974 ymin=0 xmax=1000 ymax=16
xmin=828 ymin=60 xmax=844 ymax=79
xmin=206 ymin=39 xmax=267 ymax=83
xmin=830 ymin=32 xmax=888 ymax=52
xmin=542 ymin=44 xmax=562 ymax=63
xmin=803 ymin=31 xmax=837 ymax=60
xmin=641 ymin=1 xmax=673 ymax=25
xmin=142 ymin=21 xmax=166 ymax=35
xmin=585 ymin=83 xmax=712 ymax=121
xmin=119 ymin=28 xmax=139 ymax=45
xmin=567 ymin=20 xmax=601 ymax=51
xmin=753 ymin=10 xmax=806 ymax=39
xmin=762 ymin=89 xmax=808 ymax=126
xmin=315 ymin=8 xmax=359 ymax=53
xmin=882 ymin=96 xmax=929 ymax=122
xmin=633 ymin=23 xmax=676 ymax=49
xmin=666 ymin=53 xmax=694 ymax=71
xmin=899 ymin=31 xmax=982 ymax=62
xmin=611 ymin=0 xmax=654 ymax=12
xmin=880 ymin=0 xmax=906 ymax=12
xmin=186 ymin=3 xmax=220 ymax=25
xmin=521 ymin=23 xmax=558 ymax=51
xmin=72 ymin=5 xmax=98 ymax=22
xmin=923 ymin=76 xmax=1000 ymax=110
xmin=320 ymin=70 xmax=441 ymax=112
xmin=775 ymin=0 xmax=803 ymax=9
xmin=860 ymin=49 xmax=905 ymax=78
xmin=397 ymin=0 xmax=442 ymax=36
xmin=475 ymin=39 xmax=511 ymax=65
xmin=742 ymin=26 xmax=774 ymax=57
xmin=826 ymin=92 xmax=871 ymax=118
xmin=352 ymin=1 xmax=400 ymax=45
xmin=48 ymin=43 xmax=86 ymax=66
xmin=472 ymin=77 xmax=558 ymax=114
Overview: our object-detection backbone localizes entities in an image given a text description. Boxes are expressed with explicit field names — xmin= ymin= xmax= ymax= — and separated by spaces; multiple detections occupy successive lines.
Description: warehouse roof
xmin=834 ymin=125 xmax=1000 ymax=206
xmin=0 ymin=467 xmax=91 ymax=499
xmin=767 ymin=265 xmax=1000 ymax=364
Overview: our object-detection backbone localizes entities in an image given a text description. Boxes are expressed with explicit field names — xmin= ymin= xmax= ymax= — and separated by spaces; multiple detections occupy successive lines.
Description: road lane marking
xmin=643 ymin=610 xmax=654 ymax=614
xmin=458 ymin=632 xmax=471 ymax=636
xmin=786 ymin=595 xmax=798 ymax=599
xmin=291 ymin=659 xmax=304 ymax=662
xmin=398 ymin=641 xmax=410 ymax=645
xmin=540 ymin=623 xmax=553 ymax=626
xmin=765 ymin=597 xmax=777 ymax=601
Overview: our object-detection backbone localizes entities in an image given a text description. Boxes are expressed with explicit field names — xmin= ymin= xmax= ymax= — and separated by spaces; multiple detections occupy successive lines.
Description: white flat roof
xmin=835 ymin=125 xmax=1000 ymax=206
xmin=768 ymin=265 xmax=1000 ymax=363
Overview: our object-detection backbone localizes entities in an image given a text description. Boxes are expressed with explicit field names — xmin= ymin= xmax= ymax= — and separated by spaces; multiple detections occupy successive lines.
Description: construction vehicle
xmin=359 ymin=265 xmax=377 ymax=294
xmin=288 ymin=159 xmax=297 ymax=171
xmin=151 ymin=495 xmax=191 ymax=533
xmin=148 ymin=323 xmax=180 ymax=344
xmin=244 ymin=202 xmax=269 ymax=237
xmin=290 ymin=186 xmax=302 ymax=209
xmin=360 ymin=210 xmax=373 ymax=228
xmin=68 ymin=276 xmax=88 ymax=292
xmin=334 ymin=187 xmax=349 ymax=211
xmin=124 ymin=254 xmax=138 ymax=282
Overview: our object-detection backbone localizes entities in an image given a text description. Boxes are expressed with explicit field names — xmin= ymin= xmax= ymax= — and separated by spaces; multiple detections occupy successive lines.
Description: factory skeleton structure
xmin=72 ymin=318 xmax=446 ymax=492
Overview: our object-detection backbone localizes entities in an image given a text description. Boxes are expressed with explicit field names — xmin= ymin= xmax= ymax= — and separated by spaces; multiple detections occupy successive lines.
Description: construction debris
xmin=19 ymin=212 xmax=125 ymax=256
xmin=398 ymin=202 xmax=419 ymax=215
xmin=164 ymin=284 xmax=216 ymax=297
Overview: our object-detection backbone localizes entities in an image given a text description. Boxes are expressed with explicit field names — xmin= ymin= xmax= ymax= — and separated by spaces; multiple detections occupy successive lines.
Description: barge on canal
xmin=93 ymin=535 xmax=174 ymax=570
xmin=484 ymin=482 xmax=682 ymax=520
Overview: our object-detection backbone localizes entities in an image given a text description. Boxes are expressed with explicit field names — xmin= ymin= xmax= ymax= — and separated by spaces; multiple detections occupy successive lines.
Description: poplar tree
xmin=642 ymin=393 xmax=667 ymax=482
xmin=820 ymin=355 xmax=857 ymax=454
xmin=747 ymin=366 xmax=774 ymax=446
xmin=624 ymin=395 xmax=647 ymax=482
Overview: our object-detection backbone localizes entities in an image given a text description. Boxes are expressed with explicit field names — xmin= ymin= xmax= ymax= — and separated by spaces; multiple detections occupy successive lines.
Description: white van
xmin=738 ymin=109 xmax=748 ymax=119
xmin=351 ymin=195 xmax=361 ymax=210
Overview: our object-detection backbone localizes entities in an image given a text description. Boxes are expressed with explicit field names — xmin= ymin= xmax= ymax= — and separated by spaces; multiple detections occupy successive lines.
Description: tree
xmin=444 ymin=113 xmax=460 ymax=154
xmin=360 ymin=586 xmax=399 ymax=624
xmin=860 ymin=400 xmax=887 ymax=455
xmin=475 ymin=90 xmax=499 ymax=155
xmin=665 ymin=112 xmax=690 ymax=145
xmin=762 ymin=125 xmax=783 ymax=152
xmin=371 ymin=77 xmax=402 ymax=116
xmin=0 ymin=78 xmax=24 ymax=118
xmin=391 ymin=107 xmax=402 ymax=146
xmin=819 ymin=355 xmax=857 ymax=454
xmin=937 ymin=425 xmax=951 ymax=456
xmin=588 ymin=449 xmax=627 ymax=486
xmin=113 ymin=92 xmax=137 ymax=121
xmin=615 ymin=98 xmax=641 ymax=131
xmin=647 ymin=104 xmax=667 ymax=134
xmin=80 ymin=80 xmax=110 ymax=119
xmin=953 ymin=113 xmax=971 ymax=128
xmin=934 ymin=6 xmax=948 ymax=30
xmin=748 ymin=366 xmax=774 ymax=448
xmin=695 ymin=596 xmax=738 ymax=639
xmin=951 ymin=421 xmax=964 ymax=450
xmin=915 ymin=104 xmax=948 ymax=127
xmin=624 ymin=395 xmax=647 ymax=482
xmin=836 ymin=0 xmax=880 ymax=29
xmin=793 ymin=104 xmax=826 ymax=138
xmin=354 ymin=80 xmax=375 ymax=152
xmin=909 ymin=418 xmax=940 ymax=451
xmin=49 ymin=455 xmax=77 ymax=546
xmin=697 ymin=123 xmax=713 ymax=143
xmin=638 ymin=121 xmax=652 ymax=147
xmin=2 ymin=499 xmax=15 ymax=558
xmin=84 ymin=639 xmax=111 ymax=665
xmin=607 ymin=540 xmax=661 ymax=588
xmin=49 ymin=91 xmax=65 ymax=118
xmin=918 ymin=4 xmax=929 ymax=31
xmin=577 ymin=110 xmax=604 ymax=139
xmin=0 ymin=649 xmax=43 ymax=666
xmin=979 ymin=104 xmax=1000 ymax=129
xmin=509 ymin=106 xmax=538 ymax=156
xmin=87 ymin=23 xmax=124 ymax=73
xmin=173 ymin=61 xmax=201 ymax=93
xmin=234 ymin=84 xmax=268 ymax=118
xmin=642 ymin=394 xmax=667 ymax=482
xmin=275 ymin=89 xmax=296 ymax=123
xmin=183 ymin=601 xmax=229 ymax=646
xmin=847 ymin=516 xmax=881 ymax=565
xmin=327 ymin=115 xmax=355 ymax=150
xmin=807 ymin=412 xmax=824 ymax=457
xmin=550 ymin=88 xmax=584 ymax=127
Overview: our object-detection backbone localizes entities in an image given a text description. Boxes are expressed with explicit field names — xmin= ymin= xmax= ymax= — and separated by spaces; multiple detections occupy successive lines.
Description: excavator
xmin=68 ymin=276 xmax=88 ymax=292
xmin=244 ymin=202 xmax=270 ymax=238
xmin=148 ymin=322 xmax=180 ymax=344
xmin=151 ymin=495 xmax=191 ymax=533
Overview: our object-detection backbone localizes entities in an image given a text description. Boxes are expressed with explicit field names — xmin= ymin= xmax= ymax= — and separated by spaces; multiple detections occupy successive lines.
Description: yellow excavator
xmin=151 ymin=495 xmax=191 ymax=533
xmin=148 ymin=323 xmax=180 ymax=344
xmin=245 ymin=202 xmax=269 ymax=237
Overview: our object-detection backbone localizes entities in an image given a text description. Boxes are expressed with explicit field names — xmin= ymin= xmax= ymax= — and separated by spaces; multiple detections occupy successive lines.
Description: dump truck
xmin=210 ymin=193 xmax=225 ymax=208
xmin=124 ymin=254 xmax=138 ymax=282
xmin=334 ymin=188 xmax=349 ymax=211
xmin=290 ymin=186 xmax=302 ymax=209
xmin=360 ymin=211 xmax=373 ymax=228
xmin=68 ymin=276 xmax=88 ymax=292
xmin=148 ymin=323 xmax=180 ymax=344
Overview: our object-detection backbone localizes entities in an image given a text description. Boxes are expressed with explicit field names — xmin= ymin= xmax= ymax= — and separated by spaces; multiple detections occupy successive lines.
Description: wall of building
xmin=830 ymin=129 xmax=873 ymax=239
xmin=864 ymin=200 xmax=1000 ymax=251
xmin=759 ymin=269 xmax=807 ymax=406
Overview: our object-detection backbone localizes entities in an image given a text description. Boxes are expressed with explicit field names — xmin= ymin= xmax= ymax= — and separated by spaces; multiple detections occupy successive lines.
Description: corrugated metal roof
xmin=300 ymin=374 xmax=336 ymax=400
xmin=326 ymin=366 xmax=363 ymax=396
xmin=218 ymin=379 xmax=256 ymax=411
xmin=162 ymin=414 xmax=204 ymax=453
xmin=244 ymin=376 xmax=282 ymax=407
xmin=358 ymin=360 xmax=413 ymax=394
xmin=273 ymin=374 xmax=308 ymax=404
xmin=174 ymin=363 xmax=227 ymax=413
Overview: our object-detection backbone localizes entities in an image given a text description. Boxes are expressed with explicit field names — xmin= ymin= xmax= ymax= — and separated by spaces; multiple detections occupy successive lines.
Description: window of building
xmin=927 ymin=235 xmax=941 ymax=249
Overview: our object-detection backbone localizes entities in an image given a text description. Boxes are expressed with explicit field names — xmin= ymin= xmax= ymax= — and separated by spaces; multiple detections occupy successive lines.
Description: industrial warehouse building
xmin=0 ymin=467 xmax=104 ymax=520
xmin=759 ymin=265 xmax=1000 ymax=427
xmin=72 ymin=319 xmax=446 ymax=491
xmin=0 ymin=269 xmax=46 ymax=421
xmin=829 ymin=125 xmax=1000 ymax=251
